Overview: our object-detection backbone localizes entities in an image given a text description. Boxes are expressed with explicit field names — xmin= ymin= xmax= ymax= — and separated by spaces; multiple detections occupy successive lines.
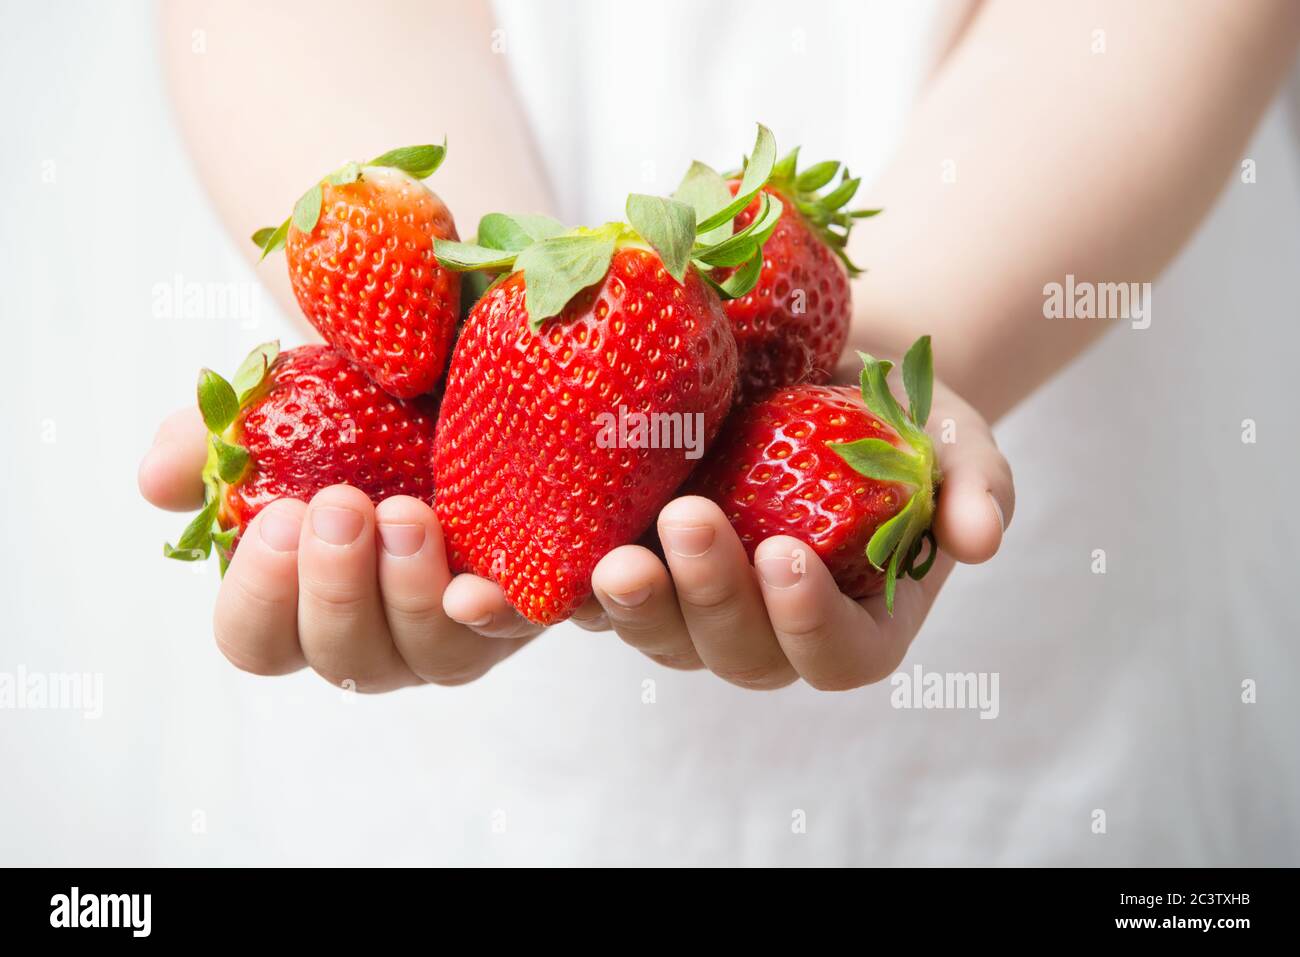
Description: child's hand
xmin=138 ymin=408 xmax=554 ymax=691
xmin=141 ymin=371 xmax=1009 ymax=694
xmin=582 ymin=378 xmax=1014 ymax=690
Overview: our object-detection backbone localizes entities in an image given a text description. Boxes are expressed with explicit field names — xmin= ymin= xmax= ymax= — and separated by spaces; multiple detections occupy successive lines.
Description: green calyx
xmin=753 ymin=146 xmax=881 ymax=277
xmin=431 ymin=124 xmax=784 ymax=330
xmin=163 ymin=341 xmax=280 ymax=574
xmin=826 ymin=335 xmax=941 ymax=615
xmin=250 ymin=142 xmax=448 ymax=261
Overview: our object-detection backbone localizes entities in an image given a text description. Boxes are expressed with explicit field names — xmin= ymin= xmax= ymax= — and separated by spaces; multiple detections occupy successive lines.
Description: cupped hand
xmin=141 ymin=370 xmax=1010 ymax=694
xmin=585 ymin=377 xmax=1014 ymax=691
xmin=139 ymin=408 xmax=547 ymax=691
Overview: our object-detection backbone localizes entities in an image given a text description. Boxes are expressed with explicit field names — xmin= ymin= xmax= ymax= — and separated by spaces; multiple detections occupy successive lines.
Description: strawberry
xmin=675 ymin=149 xmax=879 ymax=402
xmin=253 ymin=144 xmax=460 ymax=399
xmin=164 ymin=341 xmax=439 ymax=571
xmin=686 ymin=336 xmax=941 ymax=613
xmin=431 ymin=125 xmax=786 ymax=624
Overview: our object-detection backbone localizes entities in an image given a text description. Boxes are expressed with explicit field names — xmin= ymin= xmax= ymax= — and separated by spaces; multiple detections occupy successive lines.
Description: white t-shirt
xmin=477 ymin=0 xmax=1300 ymax=865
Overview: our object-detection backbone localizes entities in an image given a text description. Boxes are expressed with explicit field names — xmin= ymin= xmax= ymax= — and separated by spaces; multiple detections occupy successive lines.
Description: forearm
xmin=845 ymin=0 xmax=1300 ymax=422
xmin=160 ymin=0 xmax=553 ymax=320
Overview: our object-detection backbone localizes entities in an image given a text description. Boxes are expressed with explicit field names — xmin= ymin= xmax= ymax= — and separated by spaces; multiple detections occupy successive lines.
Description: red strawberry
xmin=253 ymin=145 xmax=460 ymax=399
xmin=434 ymin=249 xmax=736 ymax=624
xmin=679 ymin=149 xmax=879 ymax=402
xmin=686 ymin=336 xmax=940 ymax=612
xmin=164 ymin=342 xmax=439 ymax=570
xmin=431 ymin=125 xmax=785 ymax=624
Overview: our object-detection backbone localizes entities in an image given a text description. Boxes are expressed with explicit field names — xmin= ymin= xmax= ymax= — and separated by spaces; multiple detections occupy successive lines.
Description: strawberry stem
xmin=164 ymin=341 xmax=280 ymax=575
xmin=826 ymin=336 xmax=942 ymax=614
xmin=433 ymin=124 xmax=786 ymax=324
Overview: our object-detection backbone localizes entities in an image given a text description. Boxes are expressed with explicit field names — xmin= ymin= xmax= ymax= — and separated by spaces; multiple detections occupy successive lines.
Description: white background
xmin=1 ymin=0 xmax=1298 ymax=865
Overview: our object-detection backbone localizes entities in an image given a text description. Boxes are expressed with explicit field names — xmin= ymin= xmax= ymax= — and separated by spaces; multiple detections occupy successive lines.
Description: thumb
xmin=928 ymin=399 xmax=1014 ymax=565
xmin=138 ymin=406 xmax=209 ymax=511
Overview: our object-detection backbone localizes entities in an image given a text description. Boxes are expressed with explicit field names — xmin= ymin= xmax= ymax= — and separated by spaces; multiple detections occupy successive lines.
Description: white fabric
xmin=0 ymin=0 xmax=1295 ymax=866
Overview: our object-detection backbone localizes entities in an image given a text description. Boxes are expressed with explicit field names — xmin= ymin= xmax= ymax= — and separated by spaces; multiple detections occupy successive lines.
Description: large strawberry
xmin=253 ymin=144 xmax=460 ymax=399
xmin=674 ymin=149 xmax=879 ymax=402
xmin=686 ymin=336 xmax=940 ymax=613
xmin=164 ymin=342 xmax=439 ymax=571
xmin=431 ymin=126 xmax=786 ymax=624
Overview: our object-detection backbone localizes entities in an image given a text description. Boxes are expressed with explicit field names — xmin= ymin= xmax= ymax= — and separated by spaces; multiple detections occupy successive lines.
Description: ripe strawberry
xmin=431 ymin=125 xmax=785 ymax=624
xmin=164 ymin=341 xmax=439 ymax=570
xmin=677 ymin=149 xmax=879 ymax=402
xmin=686 ymin=336 xmax=941 ymax=612
xmin=253 ymin=144 xmax=460 ymax=399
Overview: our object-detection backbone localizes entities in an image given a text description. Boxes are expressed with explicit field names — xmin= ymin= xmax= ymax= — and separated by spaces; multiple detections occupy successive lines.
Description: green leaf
xmin=197 ymin=369 xmax=240 ymax=435
xmin=253 ymin=218 xmax=290 ymax=260
xmin=163 ymin=495 xmax=219 ymax=562
xmin=327 ymin=161 xmax=362 ymax=186
xmin=368 ymin=143 xmax=447 ymax=179
xmin=292 ymin=184 xmax=323 ymax=234
xmin=212 ymin=527 xmax=238 ymax=574
xmin=626 ymin=194 xmax=696 ymax=283
xmin=906 ymin=530 xmax=938 ymax=580
xmin=796 ymin=160 xmax=840 ymax=192
xmin=230 ymin=341 xmax=279 ymax=402
xmin=691 ymin=193 xmax=782 ymax=267
xmin=856 ymin=352 xmax=910 ymax=438
xmin=433 ymin=239 xmax=519 ymax=272
xmin=826 ymin=438 xmax=924 ymax=486
xmin=515 ymin=227 xmax=618 ymax=327
xmin=850 ymin=208 xmax=883 ymax=219
xmin=819 ymin=173 xmax=861 ymax=211
xmin=695 ymin=123 xmax=777 ymax=234
xmin=702 ymin=250 xmax=764 ymax=301
xmin=212 ymin=527 xmax=238 ymax=553
xmin=866 ymin=492 xmax=918 ymax=572
xmin=477 ymin=212 xmax=566 ymax=252
xmin=722 ymin=251 xmax=763 ymax=297
xmin=771 ymin=146 xmax=800 ymax=184
xmin=673 ymin=161 xmax=734 ymax=246
xmin=901 ymin=335 xmax=934 ymax=428
xmin=211 ymin=435 xmax=250 ymax=484
xmin=883 ymin=545 xmax=902 ymax=614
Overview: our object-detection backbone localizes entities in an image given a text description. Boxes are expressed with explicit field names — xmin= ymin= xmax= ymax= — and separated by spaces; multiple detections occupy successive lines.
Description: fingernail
xmin=311 ymin=506 xmax=364 ymax=546
xmin=260 ymin=508 xmax=302 ymax=552
xmin=988 ymin=492 xmax=1005 ymax=532
xmin=449 ymin=612 xmax=492 ymax=629
xmin=660 ymin=524 xmax=714 ymax=558
xmin=608 ymin=585 xmax=652 ymax=608
xmin=756 ymin=554 xmax=804 ymax=589
xmin=378 ymin=523 xmax=425 ymax=557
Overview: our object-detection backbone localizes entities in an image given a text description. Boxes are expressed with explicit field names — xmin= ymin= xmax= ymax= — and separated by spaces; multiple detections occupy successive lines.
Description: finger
xmin=861 ymin=552 xmax=957 ymax=670
xmin=374 ymin=496 xmax=524 ymax=685
xmin=592 ymin=545 xmax=703 ymax=671
xmin=297 ymin=485 xmax=418 ymax=692
xmin=570 ymin=597 xmax=612 ymax=633
xmin=930 ymin=406 xmax=1014 ymax=565
xmin=212 ymin=498 xmax=308 ymax=676
xmin=753 ymin=535 xmax=951 ymax=690
xmin=138 ymin=407 xmax=208 ymax=511
xmin=442 ymin=574 xmax=543 ymax=640
xmin=658 ymin=497 xmax=797 ymax=690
